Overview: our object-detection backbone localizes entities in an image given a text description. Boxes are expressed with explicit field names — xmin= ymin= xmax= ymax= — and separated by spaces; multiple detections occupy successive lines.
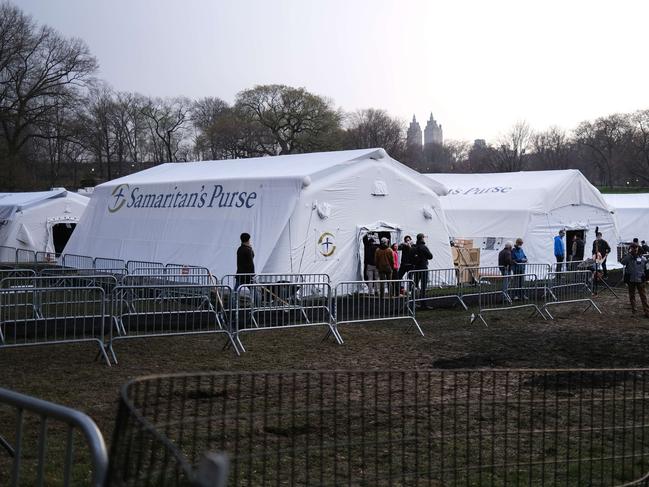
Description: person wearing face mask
xmin=621 ymin=243 xmax=649 ymax=318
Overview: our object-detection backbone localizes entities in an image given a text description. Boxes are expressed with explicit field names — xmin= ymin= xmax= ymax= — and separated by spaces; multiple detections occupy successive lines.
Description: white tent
xmin=425 ymin=170 xmax=620 ymax=268
xmin=603 ymin=193 xmax=649 ymax=243
xmin=0 ymin=189 xmax=89 ymax=254
xmin=64 ymin=148 xmax=454 ymax=282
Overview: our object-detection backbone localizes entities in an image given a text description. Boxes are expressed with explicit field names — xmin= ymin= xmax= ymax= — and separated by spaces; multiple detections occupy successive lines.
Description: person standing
xmin=375 ymin=237 xmax=395 ymax=298
xmin=235 ymin=232 xmax=255 ymax=290
xmin=642 ymin=240 xmax=649 ymax=255
xmin=570 ymin=234 xmax=585 ymax=270
xmin=554 ymin=229 xmax=565 ymax=273
xmin=413 ymin=233 xmax=433 ymax=309
xmin=397 ymin=236 xmax=415 ymax=279
xmin=391 ymin=243 xmax=400 ymax=281
xmin=592 ymin=232 xmax=611 ymax=279
xmin=397 ymin=235 xmax=414 ymax=295
xmin=621 ymin=244 xmax=649 ymax=318
xmin=363 ymin=234 xmax=379 ymax=294
xmin=498 ymin=241 xmax=513 ymax=300
xmin=511 ymin=238 xmax=528 ymax=299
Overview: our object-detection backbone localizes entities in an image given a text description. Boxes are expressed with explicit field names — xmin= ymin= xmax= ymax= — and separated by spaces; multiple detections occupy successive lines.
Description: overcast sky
xmin=16 ymin=0 xmax=649 ymax=142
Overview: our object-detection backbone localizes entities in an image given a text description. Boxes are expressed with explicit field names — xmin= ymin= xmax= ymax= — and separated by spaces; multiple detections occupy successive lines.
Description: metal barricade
xmin=407 ymin=268 xmax=466 ymax=309
xmin=109 ymin=283 xmax=236 ymax=363
xmin=474 ymin=272 xmax=546 ymax=326
xmin=40 ymin=267 xmax=127 ymax=286
xmin=221 ymin=272 xmax=330 ymax=290
xmin=333 ymin=279 xmax=422 ymax=337
xmin=460 ymin=264 xmax=551 ymax=304
xmin=94 ymin=257 xmax=126 ymax=271
xmin=0 ymin=245 xmax=16 ymax=264
xmin=15 ymin=248 xmax=36 ymax=264
xmin=35 ymin=251 xmax=59 ymax=264
xmin=108 ymin=369 xmax=649 ymax=486
xmin=0 ymin=269 xmax=36 ymax=280
xmin=2 ymin=274 xmax=119 ymax=296
xmin=234 ymin=280 xmax=338 ymax=352
xmin=61 ymin=253 xmax=94 ymax=269
xmin=126 ymin=260 xmax=164 ymax=274
xmin=0 ymin=286 xmax=111 ymax=365
xmin=0 ymin=387 xmax=108 ymax=487
xmin=542 ymin=270 xmax=602 ymax=319
xmin=108 ymin=378 xmax=229 ymax=487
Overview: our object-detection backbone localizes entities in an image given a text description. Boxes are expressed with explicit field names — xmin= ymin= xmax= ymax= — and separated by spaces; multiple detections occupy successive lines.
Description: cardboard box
xmin=453 ymin=238 xmax=474 ymax=249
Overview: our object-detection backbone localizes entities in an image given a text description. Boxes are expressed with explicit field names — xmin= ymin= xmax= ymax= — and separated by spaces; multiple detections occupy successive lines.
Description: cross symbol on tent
xmin=322 ymin=237 xmax=333 ymax=252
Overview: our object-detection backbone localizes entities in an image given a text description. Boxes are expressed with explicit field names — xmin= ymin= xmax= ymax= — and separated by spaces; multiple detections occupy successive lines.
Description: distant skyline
xmin=15 ymin=0 xmax=649 ymax=142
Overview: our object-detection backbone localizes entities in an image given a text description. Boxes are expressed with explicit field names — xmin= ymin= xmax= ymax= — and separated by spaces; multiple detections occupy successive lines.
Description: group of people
xmin=553 ymin=229 xmax=611 ymax=277
xmin=363 ymin=233 xmax=433 ymax=305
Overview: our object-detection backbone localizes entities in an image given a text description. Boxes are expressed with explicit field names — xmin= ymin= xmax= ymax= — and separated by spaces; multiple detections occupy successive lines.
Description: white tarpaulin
xmin=426 ymin=170 xmax=620 ymax=268
xmin=603 ymin=193 xmax=649 ymax=243
xmin=0 ymin=190 xmax=88 ymax=253
xmin=66 ymin=148 xmax=454 ymax=282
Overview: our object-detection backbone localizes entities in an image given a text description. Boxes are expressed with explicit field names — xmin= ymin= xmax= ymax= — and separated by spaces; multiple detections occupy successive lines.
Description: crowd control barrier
xmin=109 ymin=283 xmax=236 ymax=363
xmin=108 ymin=369 xmax=649 ymax=487
xmin=234 ymin=280 xmax=339 ymax=352
xmin=0 ymin=387 xmax=108 ymax=487
xmin=407 ymin=268 xmax=466 ymax=309
xmin=474 ymin=273 xmax=547 ymax=326
xmin=0 ymin=286 xmax=111 ymax=365
xmin=61 ymin=253 xmax=94 ymax=269
xmin=542 ymin=270 xmax=602 ymax=319
xmin=333 ymin=279 xmax=422 ymax=337
xmin=125 ymin=260 xmax=164 ymax=274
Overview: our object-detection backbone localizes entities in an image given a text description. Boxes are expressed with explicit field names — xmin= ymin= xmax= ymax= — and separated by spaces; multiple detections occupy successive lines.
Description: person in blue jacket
xmin=554 ymin=229 xmax=565 ymax=273
xmin=511 ymin=238 xmax=528 ymax=299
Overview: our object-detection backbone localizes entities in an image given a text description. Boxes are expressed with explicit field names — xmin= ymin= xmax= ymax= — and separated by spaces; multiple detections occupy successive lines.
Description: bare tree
xmin=575 ymin=114 xmax=633 ymax=187
xmin=531 ymin=126 xmax=575 ymax=170
xmin=0 ymin=3 xmax=97 ymax=160
xmin=628 ymin=109 xmax=649 ymax=185
xmin=489 ymin=121 xmax=533 ymax=172
xmin=344 ymin=108 xmax=405 ymax=159
xmin=235 ymin=84 xmax=341 ymax=155
xmin=192 ymin=96 xmax=230 ymax=160
xmin=141 ymin=96 xmax=191 ymax=162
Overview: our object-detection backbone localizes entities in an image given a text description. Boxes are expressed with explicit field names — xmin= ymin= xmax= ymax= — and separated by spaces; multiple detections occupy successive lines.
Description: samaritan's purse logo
xmin=318 ymin=232 xmax=336 ymax=257
xmin=108 ymin=184 xmax=129 ymax=213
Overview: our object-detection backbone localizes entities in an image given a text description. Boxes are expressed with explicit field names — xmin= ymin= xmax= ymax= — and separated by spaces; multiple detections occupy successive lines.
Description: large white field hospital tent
xmin=65 ymin=148 xmax=454 ymax=282
xmin=603 ymin=193 xmax=649 ymax=243
xmin=425 ymin=170 xmax=620 ymax=268
xmin=0 ymin=189 xmax=89 ymax=254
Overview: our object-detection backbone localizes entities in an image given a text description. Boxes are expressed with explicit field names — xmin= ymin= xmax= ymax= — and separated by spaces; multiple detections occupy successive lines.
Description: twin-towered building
xmin=407 ymin=113 xmax=443 ymax=149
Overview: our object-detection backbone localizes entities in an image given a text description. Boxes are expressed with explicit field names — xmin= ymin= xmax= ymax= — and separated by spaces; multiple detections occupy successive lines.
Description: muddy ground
xmin=1 ymin=286 xmax=647 ymax=444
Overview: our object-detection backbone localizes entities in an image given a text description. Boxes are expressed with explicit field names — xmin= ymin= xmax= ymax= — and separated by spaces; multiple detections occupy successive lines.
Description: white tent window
xmin=372 ymin=180 xmax=388 ymax=196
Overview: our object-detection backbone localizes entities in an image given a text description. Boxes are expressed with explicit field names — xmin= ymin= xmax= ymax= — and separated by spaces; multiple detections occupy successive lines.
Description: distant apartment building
xmin=406 ymin=113 xmax=443 ymax=151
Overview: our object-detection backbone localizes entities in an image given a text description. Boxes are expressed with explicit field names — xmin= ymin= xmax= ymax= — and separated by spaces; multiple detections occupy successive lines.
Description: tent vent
xmin=423 ymin=206 xmax=434 ymax=220
xmin=372 ymin=180 xmax=388 ymax=196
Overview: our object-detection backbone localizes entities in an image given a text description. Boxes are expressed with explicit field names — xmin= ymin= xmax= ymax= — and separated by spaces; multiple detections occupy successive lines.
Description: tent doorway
xmin=52 ymin=222 xmax=77 ymax=254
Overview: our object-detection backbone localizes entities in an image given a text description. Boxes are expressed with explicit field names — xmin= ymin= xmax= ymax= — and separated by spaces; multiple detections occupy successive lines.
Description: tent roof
xmin=602 ymin=193 xmax=649 ymax=209
xmin=426 ymin=170 xmax=608 ymax=213
xmin=100 ymin=148 xmax=449 ymax=196
xmin=0 ymin=189 xmax=87 ymax=221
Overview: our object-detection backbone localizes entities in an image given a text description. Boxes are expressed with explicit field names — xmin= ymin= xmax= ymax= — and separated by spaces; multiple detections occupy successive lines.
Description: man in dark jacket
xmin=570 ymin=235 xmax=585 ymax=269
xmin=592 ymin=232 xmax=611 ymax=279
xmin=621 ymin=244 xmax=649 ymax=318
xmin=363 ymin=234 xmax=379 ymax=294
xmin=498 ymin=241 xmax=513 ymax=300
xmin=412 ymin=233 xmax=433 ymax=309
xmin=397 ymin=235 xmax=415 ymax=279
xmin=236 ymin=232 xmax=255 ymax=289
